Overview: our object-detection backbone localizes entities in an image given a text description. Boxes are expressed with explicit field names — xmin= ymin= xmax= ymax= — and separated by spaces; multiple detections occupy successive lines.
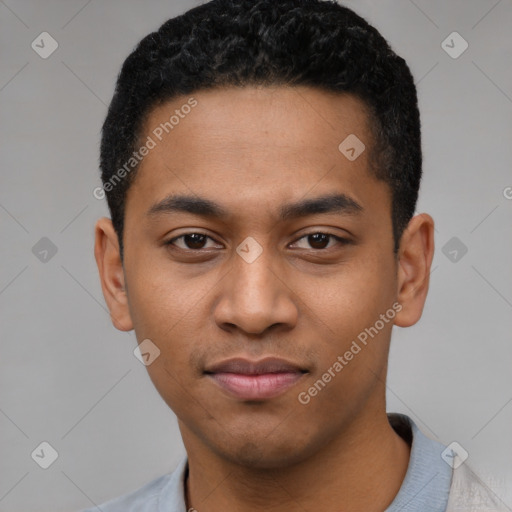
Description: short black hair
xmin=100 ymin=0 xmax=422 ymax=262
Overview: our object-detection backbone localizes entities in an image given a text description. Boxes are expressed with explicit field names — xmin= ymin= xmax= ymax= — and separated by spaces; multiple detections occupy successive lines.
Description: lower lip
xmin=208 ymin=372 xmax=304 ymax=400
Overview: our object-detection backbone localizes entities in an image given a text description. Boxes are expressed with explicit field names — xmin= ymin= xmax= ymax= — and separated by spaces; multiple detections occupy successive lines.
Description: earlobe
xmin=394 ymin=213 xmax=435 ymax=328
xmin=94 ymin=217 xmax=134 ymax=332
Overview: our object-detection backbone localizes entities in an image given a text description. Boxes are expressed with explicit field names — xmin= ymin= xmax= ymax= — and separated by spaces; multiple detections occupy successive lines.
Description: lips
xmin=205 ymin=357 xmax=306 ymax=375
xmin=205 ymin=357 xmax=307 ymax=400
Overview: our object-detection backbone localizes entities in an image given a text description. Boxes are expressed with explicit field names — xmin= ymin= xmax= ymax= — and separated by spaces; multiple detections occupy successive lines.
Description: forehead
xmin=126 ymin=85 xmax=387 ymax=221
xmin=141 ymin=85 xmax=372 ymax=156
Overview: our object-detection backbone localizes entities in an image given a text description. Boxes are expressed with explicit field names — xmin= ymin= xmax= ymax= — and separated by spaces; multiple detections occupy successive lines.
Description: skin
xmin=94 ymin=85 xmax=435 ymax=512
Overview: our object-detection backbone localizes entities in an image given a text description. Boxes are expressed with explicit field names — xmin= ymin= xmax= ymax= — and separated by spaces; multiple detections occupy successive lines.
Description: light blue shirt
xmin=80 ymin=413 xmax=452 ymax=512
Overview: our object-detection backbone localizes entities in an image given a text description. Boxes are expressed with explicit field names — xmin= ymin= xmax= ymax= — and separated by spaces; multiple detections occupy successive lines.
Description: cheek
xmin=292 ymin=256 xmax=395 ymax=339
xmin=125 ymin=256 xmax=207 ymax=338
xmin=125 ymin=273 xmax=204 ymax=396
xmin=290 ymin=254 xmax=396 ymax=395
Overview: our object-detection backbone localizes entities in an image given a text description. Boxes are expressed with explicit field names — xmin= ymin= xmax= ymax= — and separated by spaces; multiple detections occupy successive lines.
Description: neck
xmin=181 ymin=409 xmax=411 ymax=512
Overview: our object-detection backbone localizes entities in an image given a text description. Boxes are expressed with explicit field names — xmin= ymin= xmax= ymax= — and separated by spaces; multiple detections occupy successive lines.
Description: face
xmin=95 ymin=85 xmax=434 ymax=469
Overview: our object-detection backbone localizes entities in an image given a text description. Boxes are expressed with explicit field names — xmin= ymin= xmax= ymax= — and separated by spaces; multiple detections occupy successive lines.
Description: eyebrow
xmin=146 ymin=193 xmax=363 ymax=221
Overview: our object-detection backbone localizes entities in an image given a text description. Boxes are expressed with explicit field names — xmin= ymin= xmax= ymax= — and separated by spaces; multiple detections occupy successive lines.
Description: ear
xmin=94 ymin=217 xmax=134 ymax=331
xmin=394 ymin=213 xmax=435 ymax=328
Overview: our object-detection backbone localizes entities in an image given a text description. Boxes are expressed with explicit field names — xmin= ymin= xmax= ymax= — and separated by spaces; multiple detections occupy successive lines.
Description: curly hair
xmin=100 ymin=0 xmax=421 ymax=261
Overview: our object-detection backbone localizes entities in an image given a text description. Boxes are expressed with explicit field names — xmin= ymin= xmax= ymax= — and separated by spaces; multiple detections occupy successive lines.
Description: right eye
xmin=165 ymin=232 xmax=224 ymax=251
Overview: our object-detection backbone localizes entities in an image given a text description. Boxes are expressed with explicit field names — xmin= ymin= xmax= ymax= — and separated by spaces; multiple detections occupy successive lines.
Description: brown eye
xmin=307 ymin=233 xmax=330 ymax=249
xmin=166 ymin=233 xmax=221 ymax=250
xmin=291 ymin=232 xmax=348 ymax=250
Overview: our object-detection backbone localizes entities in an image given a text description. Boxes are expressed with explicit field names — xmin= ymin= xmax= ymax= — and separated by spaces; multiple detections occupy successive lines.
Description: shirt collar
xmin=157 ymin=413 xmax=452 ymax=512
xmin=385 ymin=413 xmax=452 ymax=511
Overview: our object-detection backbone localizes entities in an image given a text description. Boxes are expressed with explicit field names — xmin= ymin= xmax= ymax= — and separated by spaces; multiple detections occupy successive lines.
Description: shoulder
xmin=447 ymin=463 xmax=510 ymax=512
xmin=79 ymin=473 xmax=172 ymax=512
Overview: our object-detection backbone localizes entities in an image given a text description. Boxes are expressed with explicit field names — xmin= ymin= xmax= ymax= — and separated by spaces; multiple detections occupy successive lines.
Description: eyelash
xmin=165 ymin=232 xmax=350 ymax=252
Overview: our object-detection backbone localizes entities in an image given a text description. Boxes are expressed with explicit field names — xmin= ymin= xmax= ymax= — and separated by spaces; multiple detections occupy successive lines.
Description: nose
xmin=213 ymin=246 xmax=299 ymax=336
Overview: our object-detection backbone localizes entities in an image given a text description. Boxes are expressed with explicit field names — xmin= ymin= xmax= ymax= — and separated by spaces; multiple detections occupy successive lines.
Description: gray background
xmin=1 ymin=0 xmax=511 ymax=511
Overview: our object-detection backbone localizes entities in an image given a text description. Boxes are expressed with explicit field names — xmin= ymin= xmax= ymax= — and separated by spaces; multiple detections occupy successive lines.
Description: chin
xmin=211 ymin=431 xmax=319 ymax=470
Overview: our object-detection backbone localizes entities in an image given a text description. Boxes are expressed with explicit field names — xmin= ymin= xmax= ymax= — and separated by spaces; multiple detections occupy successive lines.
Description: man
xmin=89 ymin=0 xmax=506 ymax=510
